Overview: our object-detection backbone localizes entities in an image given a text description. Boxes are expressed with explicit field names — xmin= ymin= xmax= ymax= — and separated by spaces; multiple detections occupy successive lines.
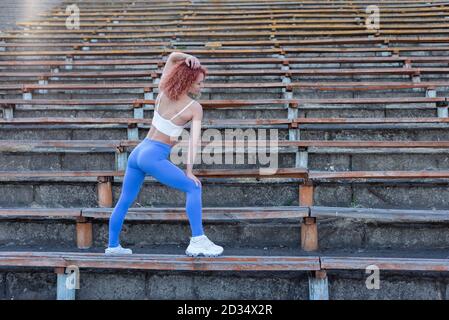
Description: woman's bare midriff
xmin=145 ymin=126 xmax=179 ymax=147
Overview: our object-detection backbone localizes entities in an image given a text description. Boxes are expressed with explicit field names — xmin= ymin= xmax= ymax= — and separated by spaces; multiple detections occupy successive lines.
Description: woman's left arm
xmin=186 ymin=103 xmax=203 ymax=174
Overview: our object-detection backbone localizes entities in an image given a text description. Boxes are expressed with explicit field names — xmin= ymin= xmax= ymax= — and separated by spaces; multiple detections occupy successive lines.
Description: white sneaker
xmin=185 ymin=235 xmax=224 ymax=257
xmin=105 ymin=244 xmax=133 ymax=255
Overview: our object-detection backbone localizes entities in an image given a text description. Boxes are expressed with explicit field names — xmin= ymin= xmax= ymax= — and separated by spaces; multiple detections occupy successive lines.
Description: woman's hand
xmin=185 ymin=55 xmax=201 ymax=69
xmin=185 ymin=170 xmax=202 ymax=187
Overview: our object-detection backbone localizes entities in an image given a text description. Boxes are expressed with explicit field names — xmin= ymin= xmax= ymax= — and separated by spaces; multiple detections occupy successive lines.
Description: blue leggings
xmin=108 ymin=137 xmax=204 ymax=248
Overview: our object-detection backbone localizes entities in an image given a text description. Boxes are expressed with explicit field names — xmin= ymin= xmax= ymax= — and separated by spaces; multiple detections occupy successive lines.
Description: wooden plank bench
xmin=0 ymin=97 xmax=444 ymax=110
xmin=0 ymin=97 xmax=445 ymax=122
xmin=0 ymin=251 xmax=321 ymax=271
xmin=310 ymin=206 xmax=449 ymax=223
xmin=299 ymin=169 xmax=449 ymax=251
xmin=0 ymin=140 xmax=123 ymax=152
xmin=71 ymin=10 xmax=444 ymax=18
xmin=1 ymin=168 xmax=448 ymax=251
xmin=2 ymin=45 xmax=449 ymax=57
xmin=16 ymin=15 xmax=449 ymax=29
xmin=0 ymin=167 xmax=307 ymax=250
xmin=4 ymin=28 xmax=449 ymax=40
xmin=0 ymin=250 xmax=320 ymax=299
xmin=16 ymin=20 xmax=449 ymax=32
xmin=0 ymin=206 xmax=308 ymax=250
xmin=320 ymin=256 xmax=449 ymax=272
xmin=26 ymin=9 xmax=449 ymax=20
xmin=30 ymin=1 xmax=449 ymax=9
xmin=81 ymin=206 xmax=309 ymax=221
xmin=0 ymin=167 xmax=308 ymax=205
xmin=2 ymin=67 xmax=449 ymax=80
xmin=0 ymin=70 xmax=156 ymax=78
xmin=0 ymin=208 xmax=81 ymax=220
xmin=4 ymin=139 xmax=449 ymax=152
xmin=0 ymin=250 xmax=448 ymax=300
xmin=46 ymin=1 xmax=449 ymax=11
xmin=3 ymin=138 xmax=449 ymax=157
xmin=1 ymin=55 xmax=449 ymax=68
xmin=0 ymin=81 xmax=449 ymax=100
xmin=314 ymin=255 xmax=449 ymax=298
xmin=2 ymin=203 xmax=449 ymax=250
xmin=8 ymin=18 xmax=449 ymax=35
xmin=3 ymin=138 xmax=449 ymax=172
xmin=0 ymin=81 xmax=447 ymax=96
xmin=1 ymin=116 xmax=448 ymax=146
xmin=4 ymin=203 xmax=448 ymax=248
xmin=2 ymin=116 xmax=448 ymax=129
xmin=0 ymin=117 xmax=290 ymax=125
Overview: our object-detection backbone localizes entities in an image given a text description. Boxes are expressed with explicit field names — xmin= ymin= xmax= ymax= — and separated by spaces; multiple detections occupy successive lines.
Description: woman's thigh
xmin=141 ymin=158 xmax=198 ymax=193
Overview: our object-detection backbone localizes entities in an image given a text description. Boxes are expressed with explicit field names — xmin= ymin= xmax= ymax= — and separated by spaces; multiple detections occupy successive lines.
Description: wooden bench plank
xmin=30 ymin=2 xmax=449 ymax=11
xmin=0 ymin=208 xmax=81 ymax=219
xmin=1 ymin=117 xmax=448 ymax=126
xmin=0 ymin=97 xmax=444 ymax=107
xmin=311 ymin=206 xmax=449 ymax=222
xmin=0 ymin=205 xmax=447 ymax=223
xmin=0 ymin=71 xmax=155 ymax=78
xmin=309 ymin=170 xmax=449 ymax=180
xmin=61 ymin=118 xmax=292 ymax=125
xmin=295 ymin=117 xmax=449 ymax=124
xmin=0 ymin=206 xmax=309 ymax=221
xmin=81 ymin=206 xmax=309 ymax=220
xmin=47 ymin=2 xmax=449 ymax=11
xmin=1 ymin=169 xmax=449 ymax=182
xmin=18 ymin=20 xmax=449 ymax=30
xmin=0 ymin=252 xmax=321 ymax=271
xmin=3 ymin=140 xmax=449 ymax=154
xmin=1 ymin=55 xmax=449 ymax=67
xmin=4 ymin=29 xmax=449 ymax=40
xmin=0 ymin=168 xmax=308 ymax=179
xmin=24 ymin=9 xmax=449 ymax=20
xmin=1 ymin=252 xmax=449 ymax=272
xmin=17 ymin=16 xmax=449 ymax=28
xmin=14 ymin=23 xmax=449 ymax=34
xmin=320 ymin=257 xmax=449 ymax=271
xmin=0 ymin=81 xmax=448 ymax=91
xmin=0 ymin=140 xmax=122 ymax=152
xmin=1 ymin=45 xmax=449 ymax=56
xmin=2 ymin=67 xmax=449 ymax=78
xmin=1 ymin=140 xmax=449 ymax=158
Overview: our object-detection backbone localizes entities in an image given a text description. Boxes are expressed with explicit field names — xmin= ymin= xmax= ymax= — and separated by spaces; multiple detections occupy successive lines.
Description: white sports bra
xmin=151 ymin=91 xmax=195 ymax=137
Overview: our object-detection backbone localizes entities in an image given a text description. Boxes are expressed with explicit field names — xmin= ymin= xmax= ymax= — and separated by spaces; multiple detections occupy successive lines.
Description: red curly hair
xmin=159 ymin=60 xmax=208 ymax=101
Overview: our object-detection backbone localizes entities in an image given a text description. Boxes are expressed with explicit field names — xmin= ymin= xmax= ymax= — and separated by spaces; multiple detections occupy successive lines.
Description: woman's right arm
xmin=164 ymin=52 xmax=199 ymax=72
xmin=159 ymin=52 xmax=201 ymax=89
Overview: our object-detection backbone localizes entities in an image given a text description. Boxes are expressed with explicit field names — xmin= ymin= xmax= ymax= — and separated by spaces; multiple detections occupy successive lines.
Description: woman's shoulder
xmin=189 ymin=101 xmax=203 ymax=120
xmin=190 ymin=100 xmax=203 ymax=112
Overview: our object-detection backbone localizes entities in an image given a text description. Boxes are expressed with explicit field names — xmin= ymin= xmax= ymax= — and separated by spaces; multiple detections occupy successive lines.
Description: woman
xmin=105 ymin=52 xmax=224 ymax=257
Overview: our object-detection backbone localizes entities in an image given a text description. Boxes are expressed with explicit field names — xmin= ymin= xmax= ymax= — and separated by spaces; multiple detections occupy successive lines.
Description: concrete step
xmin=1 ymin=173 xmax=449 ymax=208
xmin=3 ymin=123 xmax=449 ymax=140
xmin=2 ymin=149 xmax=449 ymax=171
xmin=9 ymin=104 xmax=438 ymax=119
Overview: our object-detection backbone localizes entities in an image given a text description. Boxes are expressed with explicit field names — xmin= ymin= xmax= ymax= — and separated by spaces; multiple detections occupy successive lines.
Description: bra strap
xmin=169 ymin=99 xmax=195 ymax=121
xmin=155 ymin=91 xmax=163 ymax=112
